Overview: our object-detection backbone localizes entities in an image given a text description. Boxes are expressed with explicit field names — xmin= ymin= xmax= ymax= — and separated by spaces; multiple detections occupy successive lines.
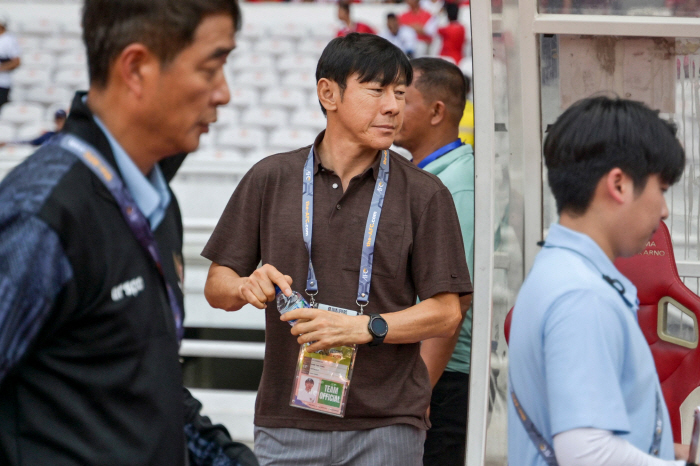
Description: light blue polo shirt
xmin=93 ymin=116 xmax=171 ymax=230
xmin=507 ymin=223 xmax=675 ymax=465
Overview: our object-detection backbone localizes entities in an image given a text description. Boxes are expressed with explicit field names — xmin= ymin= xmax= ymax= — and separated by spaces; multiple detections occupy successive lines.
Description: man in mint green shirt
xmin=394 ymin=57 xmax=474 ymax=465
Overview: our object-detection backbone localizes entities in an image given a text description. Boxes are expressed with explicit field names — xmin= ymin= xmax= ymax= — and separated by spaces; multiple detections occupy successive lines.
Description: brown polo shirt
xmin=202 ymin=132 xmax=472 ymax=431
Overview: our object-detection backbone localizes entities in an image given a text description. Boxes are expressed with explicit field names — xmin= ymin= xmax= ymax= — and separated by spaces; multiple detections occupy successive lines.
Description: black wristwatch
xmin=366 ymin=314 xmax=388 ymax=346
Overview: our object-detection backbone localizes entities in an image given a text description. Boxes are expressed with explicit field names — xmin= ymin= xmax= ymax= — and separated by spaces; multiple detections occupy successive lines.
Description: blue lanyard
xmin=416 ymin=139 xmax=464 ymax=169
xmin=53 ymin=134 xmax=184 ymax=343
xmin=302 ymin=148 xmax=390 ymax=312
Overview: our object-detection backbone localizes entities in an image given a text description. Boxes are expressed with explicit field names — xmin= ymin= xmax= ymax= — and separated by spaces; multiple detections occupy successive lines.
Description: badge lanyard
xmin=301 ymin=147 xmax=390 ymax=313
xmin=416 ymin=139 xmax=464 ymax=169
xmin=52 ymin=134 xmax=184 ymax=343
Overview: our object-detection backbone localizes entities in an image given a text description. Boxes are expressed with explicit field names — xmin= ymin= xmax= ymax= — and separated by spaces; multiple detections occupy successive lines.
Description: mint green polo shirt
xmin=422 ymin=143 xmax=474 ymax=374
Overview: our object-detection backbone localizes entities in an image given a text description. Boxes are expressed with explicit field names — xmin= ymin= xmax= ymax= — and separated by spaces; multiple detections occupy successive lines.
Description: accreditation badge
xmin=289 ymin=304 xmax=359 ymax=417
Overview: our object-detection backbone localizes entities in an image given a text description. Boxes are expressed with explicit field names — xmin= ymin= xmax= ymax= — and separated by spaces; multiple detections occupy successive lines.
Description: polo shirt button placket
xmin=336 ymin=204 xmax=341 ymax=210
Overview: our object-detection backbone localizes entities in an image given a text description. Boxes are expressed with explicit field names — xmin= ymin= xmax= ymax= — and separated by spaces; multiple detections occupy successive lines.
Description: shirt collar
xmin=544 ymin=223 xmax=639 ymax=310
xmin=92 ymin=115 xmax=171 ymax=229
xmin=311 ymin=130 xmax=382 ymax=181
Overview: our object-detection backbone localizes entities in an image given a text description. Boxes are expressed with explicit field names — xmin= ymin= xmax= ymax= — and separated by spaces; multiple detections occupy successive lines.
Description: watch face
xmin=371 ymin=317 xmax=388 ymax=337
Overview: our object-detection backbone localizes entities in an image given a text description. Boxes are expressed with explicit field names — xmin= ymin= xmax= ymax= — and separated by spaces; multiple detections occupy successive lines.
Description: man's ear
xmin=317 ymin=78 xmax=339 ymax=114
xmin=114 ymin=43 xmax=158 ymax=98
xmin=430 ymin=101 xmax=447 ymax=126
xmin=604 ymin=167 xmax=633 ymax=205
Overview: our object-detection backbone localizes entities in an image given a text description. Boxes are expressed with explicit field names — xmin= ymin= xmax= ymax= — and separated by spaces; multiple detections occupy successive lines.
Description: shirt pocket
xmin=342 ymin=216 xmax=405 ymax=279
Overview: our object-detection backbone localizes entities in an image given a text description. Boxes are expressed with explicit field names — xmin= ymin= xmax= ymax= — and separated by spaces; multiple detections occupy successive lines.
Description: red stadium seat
xmin=614 ymin=221 xmax=700 ymax=442
xmin=504 ymin=221 xmax=700 ymax=442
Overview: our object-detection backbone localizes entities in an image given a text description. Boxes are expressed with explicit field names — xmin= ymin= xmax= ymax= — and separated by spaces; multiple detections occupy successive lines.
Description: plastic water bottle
xmin=275 ymin=286 xmax=309 ymax=326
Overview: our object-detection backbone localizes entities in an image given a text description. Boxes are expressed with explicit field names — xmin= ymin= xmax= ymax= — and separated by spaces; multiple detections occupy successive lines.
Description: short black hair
xmin=544 ymin=96 xmax=685 ymax=215
xmin=410 ymin=57 xmax=467 ymax=124
xmin=387 ymin=13 xmax=398 ymax=20
xmin=445 ymin=2 xmax=460 ymax=21
xmin=83 ymin=0 xmax=242 ymax=88
xmin=316 ymin=32 xmax=413 ymax=116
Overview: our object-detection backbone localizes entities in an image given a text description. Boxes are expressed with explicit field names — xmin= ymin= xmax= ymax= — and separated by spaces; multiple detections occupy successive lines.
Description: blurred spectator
xmin=0 ymin=109 xmax=67 ymax=147
xmin=399 ymin=0 xmax=437 ymax=57
xmin=420 ymin=0 xmax=445 ymax=16
xmin=0 ymin=13 xmax=20 ymax=110
xmin=437 ymin=2 xmax=466 ymax=64
xmin=379 ymin=13 xmax=418 ymax=58
xmin=337 ymin=1 xmax=376 ymax=37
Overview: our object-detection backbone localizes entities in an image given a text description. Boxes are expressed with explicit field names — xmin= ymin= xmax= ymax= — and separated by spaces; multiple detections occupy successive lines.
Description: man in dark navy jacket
xmin=0 ymin=1 xmax=255 ymax=465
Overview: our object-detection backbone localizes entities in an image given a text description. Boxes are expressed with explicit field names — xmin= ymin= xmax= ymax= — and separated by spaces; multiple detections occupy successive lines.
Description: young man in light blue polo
xmin=508 ymin=97 xmax=688 ymax=466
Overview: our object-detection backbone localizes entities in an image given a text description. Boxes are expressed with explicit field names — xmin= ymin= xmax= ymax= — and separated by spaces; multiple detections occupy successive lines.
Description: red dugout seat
xmin=615 ymin=221 xmax=700 ymax=442
xmin=504 ymin=221 xmax=700 ymax=442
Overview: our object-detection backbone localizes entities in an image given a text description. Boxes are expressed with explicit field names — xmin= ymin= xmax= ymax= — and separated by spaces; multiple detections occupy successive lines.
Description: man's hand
xmin=204 ymin=262 xmax=292 ymax=312
xmin=236 ymin=264 xmax=293 ymax=309
xmin=281 ymin=307 xmax=372 ymax=352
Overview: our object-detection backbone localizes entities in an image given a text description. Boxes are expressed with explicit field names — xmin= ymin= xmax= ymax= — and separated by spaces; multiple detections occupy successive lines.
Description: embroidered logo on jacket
xmin=111 ymin=276 xmax=145 ymax=302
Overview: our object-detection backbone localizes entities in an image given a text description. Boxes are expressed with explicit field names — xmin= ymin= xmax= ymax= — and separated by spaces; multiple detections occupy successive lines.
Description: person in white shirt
xmin=297 ymin=378 xmax=318 ymax=405
xmin=0 ymin=13 xmax=20 ymax=109
xmin=379 ymin=13 xmax=418 ymax=58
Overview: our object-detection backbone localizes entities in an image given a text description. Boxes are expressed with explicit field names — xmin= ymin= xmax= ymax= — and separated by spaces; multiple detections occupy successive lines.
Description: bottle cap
xmin=274 ymin=285 xmax=282 ymax=295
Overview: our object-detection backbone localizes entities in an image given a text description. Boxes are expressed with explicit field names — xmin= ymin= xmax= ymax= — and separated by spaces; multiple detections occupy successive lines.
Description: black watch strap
xmin=367 ymin=314 xmax=388 ymax=347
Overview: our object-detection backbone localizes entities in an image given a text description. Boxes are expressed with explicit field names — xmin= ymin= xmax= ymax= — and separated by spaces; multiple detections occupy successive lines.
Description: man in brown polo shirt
xmin=202 ymin=33 xmax=472 ymax=466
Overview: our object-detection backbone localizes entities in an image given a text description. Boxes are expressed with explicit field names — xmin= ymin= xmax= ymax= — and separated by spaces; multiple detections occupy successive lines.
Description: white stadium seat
xmin=261 ymin=88 xmax=306 ymax=110
xmin=0 ymin=103 xmax=44 ymax=125
xmin=42 ymin=36 xmax=84 ymax=53
xmin=17 ymin=122 xmax=52 ymax=141
xmin=228 ymin=52 xmax=275 ymax=72
xmin=197 ymin=129 xmax=217 ymax=149
xmin=277 ymin=54 xmax=318 ymax=73
xmin=234 ymin=70 xmax=278 ymax=89
xmin=307 ymin=24 xmax=337 ymax=40
xmin=20 ymin=18 xmax=60 ymax=36
xmin=213 ymin=107 xmax=238 ymax=128
xmin=21 ymin=51 xmax=56 ymax=69
xmin=0 ymin=123 xmax=16 ymax=142
xmin=60 ymin=20 xmax=83 ymax=38
xmin=254 ymin=38 xmax=294 ymax=56
xmin=298 ymin=38 xmax=331 ymax=57
xmin=217 ymin=126 xmax=266 ymax=152
xmin=231 ymin=39 xmax=252 ymax=55
xmin=57 ymin=51 xmax=87 ymax=67
xmin=241 ymin=107 xmax=287 ymax=129
xmin=16 ymin=37 xmax=41 ymax=52
xmin=268 ymin=128 xmax=315 ymax=153
xmin=26 ymin=85 xmax=73 ymax=105
xmin=239 ymin=23 xmax=267 ymax=41
xmin=228 ymin=86 xmax=258 ymax=109
xmin=189 ymin=148 xmax=245 ymax=162
xmin=13 ymin=67 xmax=51 ymax=87
xmin=55 ymin=67 xmax=89 ymax=89
xmin=271 ymin=23 xmax=310 ymax=41
xmin=282 ymin=71 xmax=317 ymax=92
xmin=290 ymin=107 xmax=326 ymax=133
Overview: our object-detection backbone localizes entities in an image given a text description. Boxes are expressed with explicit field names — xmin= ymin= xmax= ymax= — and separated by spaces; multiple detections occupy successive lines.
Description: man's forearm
xmin=383 ymin=292 xmax=462 ymax=344
xmin=420 ymin=295 xmax=472 ymax=387
xmin=204 ymin=263 xmax=248 ymax=311
xmin=0 ymin=58 xmax=20 ymax=72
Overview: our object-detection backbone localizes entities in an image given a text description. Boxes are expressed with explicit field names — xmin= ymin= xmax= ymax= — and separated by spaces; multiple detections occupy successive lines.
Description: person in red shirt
xmin=336 ymin=1 xmax=376 ymax=37
xmin=399 ymin=0 xmax=434 ymax=49
xmin=437 ymin=2 xmax=466 ymax=64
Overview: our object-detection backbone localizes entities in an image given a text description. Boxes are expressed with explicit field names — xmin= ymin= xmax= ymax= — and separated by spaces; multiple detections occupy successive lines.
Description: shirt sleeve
xmin=553 ymin=428 xmax=684 ymax=466
xmin=0 ymin=213 xmax=72 ymax=384
xmin=411 ymin=186 xmax=472 ymax=300
xmin=544 ymin=291 xmax=631 ymax=436
xmin=201 ymin=167 xmax=262 ymax=276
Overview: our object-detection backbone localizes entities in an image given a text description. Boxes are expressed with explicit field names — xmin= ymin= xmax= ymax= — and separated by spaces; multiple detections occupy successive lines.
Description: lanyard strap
xmin=302 ymin=148 xmax=390 ymax=312
xmin=53 ymin=134 xmax=184 ymax=343
xmin=416 ymin=139 xmax=464 ymax=169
